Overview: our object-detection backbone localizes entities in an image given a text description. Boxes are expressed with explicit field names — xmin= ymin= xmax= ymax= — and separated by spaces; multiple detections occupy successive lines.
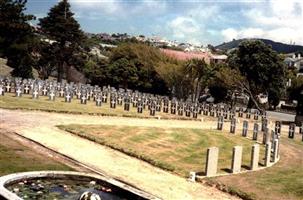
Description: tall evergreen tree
xmin=0 ymin=0 xmax=35 ymax=78
xmin=39 ymin=0 xmax=85 ymax=82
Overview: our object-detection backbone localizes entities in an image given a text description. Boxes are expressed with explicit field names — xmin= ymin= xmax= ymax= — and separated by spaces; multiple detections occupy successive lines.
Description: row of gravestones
xmin=0 ymin=77 xmax=264 ymax=119
xmin=189 ymin=139 xmax=280 ymax=180
xmin=216 ymin=116 xmax=303 ymax=142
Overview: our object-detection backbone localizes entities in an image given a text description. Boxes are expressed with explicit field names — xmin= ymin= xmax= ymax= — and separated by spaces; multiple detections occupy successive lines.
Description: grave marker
xmin=242 ymin=120 xmax=248 ymax=137
xmin=230 ymin=118 xmax=236 ymax=134
xmin=231 ymin=146 xmax=242 ymax=173
xmin=253 ymin=123 xmax=259 ymax=140
xmin=205 ymin=147 xmax=219 ymax=177
xmin=250 ymin=144 xmax=259 ymax=170
xmin=288 ymin=123 xmax=295 ymax=139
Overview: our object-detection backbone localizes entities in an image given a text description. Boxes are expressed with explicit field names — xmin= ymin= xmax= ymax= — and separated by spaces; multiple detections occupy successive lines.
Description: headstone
xmin=205 ymin=147 xmax=219 ymax=177
xmin=261 ymin=118 xmax=268 ymax=132
xmin=246 ymin=109 xmax=251 ymax=119
xmin=96 ymin=96 xmax=102 ymax=107
xmin=288 ymin=123 xmax=295 ymax=139
xmin=250 ymin=144 xmax=260 ymax=170
xmin=155 ymin=101 xmax=161 ymax=112
xmin=217 ymin=116 xmax=224 ymax=130
xmin=137 ymin=102 xmax=143 ymax=113
xmin=15 ymin=86 xmax=22 ymax=97
xmin=81 ymin=95 xmax=87 ymax=104
xmin=110 ymin=97 xmax=116 ymax=109
xmin=5 ymin=83 xmax=11 ymax=92
xmin=65 ymin=92 xmax=72 ymax=103
xmin=231 ymin=146 xmax=242 ymax=173
xmin=253 ymin=123 xmax=259 ymax=140
xmin=0 ymin=86 xmax=4 ymax=96
xmin=102 ymin=92 xmax=107 ymax=103
xmin=192 ymin=107 xmax=198 ymax=119
xmin=230 ymin=118 xmax=236 ymax=134
xmin=262 ymin=128 xmax=270 ymax=144
xmin=238 ymin=107 xmax=243 ymax=118
xmin=124 ymin=97 xmax=130 ymax=111
xmin=272 ymin=139 xmax=279 ymax=162
xmin=171 ymin=101 xmax=176 ymax=114
xmin=254 ymin=110 xmax=259 ymax=120
xmin=24 ymin=84 xmax=30 ymax=94
xmin=264 ymin=142 xmax=272 ymax=167
xmin=178 ymin=105 xmax=183 ymax=116
xmin=32 ymin=89 xmax=39 ymax=99
xmin=185 ymin=106 xmax=191 ymax=117
xmin=163 ymin=100 xmax=169 ymax=113
xmin=242 ymin=120 xmax=248 ymax=137
xmin=49 ymin=90 xmax=56 ymax=101
xmin=275 ymin=121 xmax=281 ymax=135
xmin=42 ymin=87 xmax=48 ymax=96
xmin=150 ymin=103 xmax=156 ymax=116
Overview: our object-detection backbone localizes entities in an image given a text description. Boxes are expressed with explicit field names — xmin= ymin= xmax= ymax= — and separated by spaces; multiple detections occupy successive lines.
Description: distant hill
xmin=215 ymin=38 xmax=303 ymax=54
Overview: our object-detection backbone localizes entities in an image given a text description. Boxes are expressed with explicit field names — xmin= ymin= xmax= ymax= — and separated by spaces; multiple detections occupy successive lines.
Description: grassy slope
xmin=0 ymin=134 xmax=72 ymax=176
xmin=58 ymin=124 xmax=264 ymax=177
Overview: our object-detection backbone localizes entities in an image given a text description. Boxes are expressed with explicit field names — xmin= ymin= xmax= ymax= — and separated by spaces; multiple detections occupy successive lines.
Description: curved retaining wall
xmin=0 ymin=171 xmax=160 ymax=200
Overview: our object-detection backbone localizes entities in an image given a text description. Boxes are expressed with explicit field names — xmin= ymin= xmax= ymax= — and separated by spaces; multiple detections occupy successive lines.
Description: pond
xmin=6 ymin=176 xmax=146 ymax=200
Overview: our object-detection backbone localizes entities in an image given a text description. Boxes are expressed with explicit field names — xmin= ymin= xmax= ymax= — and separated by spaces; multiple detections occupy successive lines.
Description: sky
xmin=26 ymin=0 xmax=303 ymax=46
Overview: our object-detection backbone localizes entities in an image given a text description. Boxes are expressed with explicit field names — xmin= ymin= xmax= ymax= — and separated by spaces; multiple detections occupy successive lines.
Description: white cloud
xmin=224 ymin=0 xmax=303 ymax=45
xmin=169 ymin=17 xmax=200 ymax=39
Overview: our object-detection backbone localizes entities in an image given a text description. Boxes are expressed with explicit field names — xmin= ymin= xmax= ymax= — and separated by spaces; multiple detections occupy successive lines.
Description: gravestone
xmin=65 ymin=92 xmax=72 ymax=103
xmin=76 ymin=90 xmax=81 ymax=99
xmin=272 ymin=139 xmax=279 ymax=162
xmin=264 ymin=142 xmax=272 ymax=167
xmin=110 ymin=97 xmax=116 ymax=109
xmin=102 ymin=92 xmax=107 ymax=103
xmin=117 ymin=96 xmax=123 ymax=105
xmin=133 ymin=98 xmax=138 ymax=108
xmin=253 ymin=123 xmax=259 ymax=140
xmin=261 ymin=118 xmax=268 ymax=132
xmin=192 ymin=107 xmax=198 ymax=119
xmin=15 ymin=86 xmax=22 ymax=97
xmin=185 ymin=106 xmax=191 ymax=117
xmin=171 ymin=102 xmax=176 ymax=114
xmin=155 ymin=101 xmax=161 ymax=112
xmin=81 ymin=95 xmax=87 ymax=104
xmin=217 ymin=116 xmax=224 ymax=130
xmin=230 ymin=118 xmax=236 ymax=134
xmin=0 ymin=86 xmax=4 ymax=96
xmin=205 ymin=147 xmax=219 ymax=177
xmin=32 ymin=88 xmax=39 ymax=99
xmin=49 ymin=90 xmax=56 ymax=101
xmin=246 ymin=109 xmax=251 ymax=119
xmin=137 ymin=102 xmax=143 ymax=113
xmin=96 ymin=96 xmax=102 ymax=107
xmin=210 ymin=108 xmax=215 ymax=117
xmin=178 ymin=105 xmax=183 ymax=116
xmin=288 ymin=123 xmax=295 ymax=139
xmin=42 ymin=87 xmax=48 ymax=96
xmin=242 ymin=121 xmax=248 ymax=137
xmin=263 ymin=128 xmax=270 ymax=144
xmin=250 ymin=144 xmax=259 ymax=170
xmin=24 ymin=84 xmax=30 ymax=94
xmin=150 ymin=103 xmax=156 ymax=116
xmin=231 ymin=146 xmax=242 ymax=173
xmin=275 ymin=121 xmax=281 ymax=135
xmin=254 ymin=110 xmax=259 ymax=120
xmin=59 ymin=88 xmax=65 ymax=97
xmin=124 ymin=97 xmax=130 ymax=111
xmin=223 ymin=109 xmax=228 ymax=119
xmin=5 ymin=83 xmax=11 ymax=93
xmin=238 ymin=107 xmax=243 ymax=118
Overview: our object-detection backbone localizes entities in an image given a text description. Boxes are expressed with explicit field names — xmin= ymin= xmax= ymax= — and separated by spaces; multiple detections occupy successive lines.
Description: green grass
xmin=0 ymin=134 xmax=72 ymax=176
xmin=211 ymin=139 xmax=303 ymax=200
xmin=0 ymin=93 xmax=213 ymax=121
xmin=58 ymin=124 xmax=265 ymax=177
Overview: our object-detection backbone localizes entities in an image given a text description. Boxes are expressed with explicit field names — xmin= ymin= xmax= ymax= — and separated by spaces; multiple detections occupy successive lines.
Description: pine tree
xmin=0 ymin=0 xmax=35 ymax=78
xmin=39 ymin=0 xmax=85 ymax=82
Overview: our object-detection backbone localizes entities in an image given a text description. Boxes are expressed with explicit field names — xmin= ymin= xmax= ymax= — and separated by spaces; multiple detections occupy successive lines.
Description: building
xmin=284 ymin=54 xmax=303 ymax=73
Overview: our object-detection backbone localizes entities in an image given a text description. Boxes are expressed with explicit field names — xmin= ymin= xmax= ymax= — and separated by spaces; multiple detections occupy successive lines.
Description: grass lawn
xmin=0 ymin=93 xmax=214 ymax=121
xmin=211 ymin=138 xmax=303 ymax=200
xmin=58 ymin=124 xmax=265 ymax=177
xmin=0 ymin=133 xmax=73 ymax=176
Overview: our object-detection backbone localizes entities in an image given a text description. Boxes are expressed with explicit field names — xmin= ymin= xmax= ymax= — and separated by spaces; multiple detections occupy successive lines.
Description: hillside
xmin=215 ymin=38 xmax=303 ymax=53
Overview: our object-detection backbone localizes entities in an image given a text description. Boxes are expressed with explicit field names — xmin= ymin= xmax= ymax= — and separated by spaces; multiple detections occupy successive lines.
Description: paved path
xmin=0 ymin=109 xmax=239 ymax=200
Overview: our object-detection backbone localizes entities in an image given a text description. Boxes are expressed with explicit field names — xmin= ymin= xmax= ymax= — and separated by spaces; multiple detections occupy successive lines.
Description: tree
xmin=39 ymin=0 xmax=85 ymax=82
xmin=228 ymin=40 xmax=287 ymax=110
xmin=183 ymin=59 xmax=214 ymax=102
xmin=0 ymin=0 xmax=36 ymax=78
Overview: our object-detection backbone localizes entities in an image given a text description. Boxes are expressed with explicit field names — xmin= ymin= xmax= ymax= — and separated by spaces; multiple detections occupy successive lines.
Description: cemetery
xmin=0 ymin=76 xmax=302 ymax=200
